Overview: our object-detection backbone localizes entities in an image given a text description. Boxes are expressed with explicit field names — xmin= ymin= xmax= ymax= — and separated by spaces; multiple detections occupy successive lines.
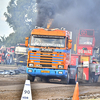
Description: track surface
xmin=0 ymin=65 xmax=100 ymax=100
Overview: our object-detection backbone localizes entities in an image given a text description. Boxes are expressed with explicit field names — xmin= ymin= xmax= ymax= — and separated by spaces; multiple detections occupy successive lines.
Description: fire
xmin=47 ymin=19 xmax=53 ymax=28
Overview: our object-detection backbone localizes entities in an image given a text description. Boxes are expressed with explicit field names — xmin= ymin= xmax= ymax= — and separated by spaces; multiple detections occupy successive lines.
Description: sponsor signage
xmin=77 ymin=46 xmax=92 ymax=55
xmin=40 ymin=48 xmax=53 ymax=52
xmin=71 ymin=55 xmax=78 ymax=66
xmin=83 ymin=61 xmax=89 ymax=67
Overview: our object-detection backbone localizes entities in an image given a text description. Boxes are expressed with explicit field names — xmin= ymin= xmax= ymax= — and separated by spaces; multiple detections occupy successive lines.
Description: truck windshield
xmin=30 ymin=35 xmax=65 ymax=48
xmin=79 ymin=37 xmax=93 ymax=45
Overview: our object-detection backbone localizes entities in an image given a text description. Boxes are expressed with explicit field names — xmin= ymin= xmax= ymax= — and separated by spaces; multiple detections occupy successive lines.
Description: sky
xmin=0 ymin=0 xmax=13 ymax=37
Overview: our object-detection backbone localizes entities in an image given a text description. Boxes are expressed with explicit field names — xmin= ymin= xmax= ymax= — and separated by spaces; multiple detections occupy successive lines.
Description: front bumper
xmin=26 ymin=68 xmax=68 ymax=78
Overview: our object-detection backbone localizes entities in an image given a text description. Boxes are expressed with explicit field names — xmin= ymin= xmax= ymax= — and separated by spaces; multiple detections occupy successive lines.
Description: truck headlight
xmin=58 ymin=65 xmax=64 ymax=68
xmin=29 ymin=64 xmax=34 ymax=67
xmin=58 ymin=71 xmax=63 ymax=74
xmin=28 ymin=69 xmax=33 ymax=72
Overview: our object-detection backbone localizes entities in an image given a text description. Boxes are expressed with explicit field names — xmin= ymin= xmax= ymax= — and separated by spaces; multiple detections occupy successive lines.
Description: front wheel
xmin=61 ymin=73 xmax=69 ymax=84
xmin=27 ymin=74 xmax=35 ymax=82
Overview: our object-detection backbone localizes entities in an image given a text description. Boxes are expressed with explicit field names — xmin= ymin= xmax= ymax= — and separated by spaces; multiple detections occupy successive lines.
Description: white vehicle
xmin=14 ymin=44 xmax=28 ymax=66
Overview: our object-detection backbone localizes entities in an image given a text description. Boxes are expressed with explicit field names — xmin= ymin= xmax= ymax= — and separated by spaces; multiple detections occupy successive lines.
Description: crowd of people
xmin=0 ymin=46 xmax=15 ymax=65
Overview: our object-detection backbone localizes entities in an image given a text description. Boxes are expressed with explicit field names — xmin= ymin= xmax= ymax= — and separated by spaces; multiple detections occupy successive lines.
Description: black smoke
xmin=36 ymin=0 xmax=100 ymax=47
xmin=36 ymin=0 xmax=56 ymax=27
xmin=36 ymin=0 xmax=74 ymax=27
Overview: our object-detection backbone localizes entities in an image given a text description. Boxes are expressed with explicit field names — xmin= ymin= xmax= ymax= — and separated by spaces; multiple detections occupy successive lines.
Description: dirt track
xmin=0 ymin=65 xmax=100 ymax=100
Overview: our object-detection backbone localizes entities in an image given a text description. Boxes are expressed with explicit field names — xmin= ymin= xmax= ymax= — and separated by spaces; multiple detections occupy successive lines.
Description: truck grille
xmin=29 ymin=51 xmax=64 ymax=68
xmin=40 ymin=52 xmax=52 ymax=67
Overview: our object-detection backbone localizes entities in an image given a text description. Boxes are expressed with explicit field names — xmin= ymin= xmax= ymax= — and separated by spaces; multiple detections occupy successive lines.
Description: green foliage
xmin=0 ymin=36 xmax=6 ymax=47
xmin=3 ymin=0 xmax=37 ymax=47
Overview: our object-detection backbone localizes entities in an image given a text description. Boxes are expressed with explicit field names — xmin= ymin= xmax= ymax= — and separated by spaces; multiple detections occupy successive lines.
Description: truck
xmin=25 ymin=27 xmax=78 ymax=84
xmin=14 ymin=44 xmax=28 ymax=66
xmin=72 ymin=29 xmax=100 ymax=83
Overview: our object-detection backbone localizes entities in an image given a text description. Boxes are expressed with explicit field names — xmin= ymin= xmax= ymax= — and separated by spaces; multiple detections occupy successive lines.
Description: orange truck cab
xmin=25 ymin=27 xmax=78 ymax=84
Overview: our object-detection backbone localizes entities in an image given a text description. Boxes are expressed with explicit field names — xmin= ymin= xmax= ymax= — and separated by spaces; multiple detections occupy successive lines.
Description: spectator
xmin=6 ymin=53 xmax=10 ymax=65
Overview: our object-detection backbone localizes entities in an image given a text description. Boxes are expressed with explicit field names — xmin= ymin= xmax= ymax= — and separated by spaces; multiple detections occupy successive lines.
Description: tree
xmin=4 ymin=0 xmax=37 ymax=47
xmin=0 ymin=36 xmax=6 ymax=47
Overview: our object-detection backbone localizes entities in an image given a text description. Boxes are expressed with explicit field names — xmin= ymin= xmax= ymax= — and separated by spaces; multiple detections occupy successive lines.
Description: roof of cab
xmin=31 ymin=28 xmax=66 ymax=36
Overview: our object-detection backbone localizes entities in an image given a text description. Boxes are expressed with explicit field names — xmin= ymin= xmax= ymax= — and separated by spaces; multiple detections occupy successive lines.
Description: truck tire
xmin=66 ymin=72 xmax=69 ymax=84
xmin=28 ymin=74 xmax=35 ymax=82
xmin=35 ymin=77 xmax=42 ymax=82
xmin=61 ymin=72 xmax=69 ymax=84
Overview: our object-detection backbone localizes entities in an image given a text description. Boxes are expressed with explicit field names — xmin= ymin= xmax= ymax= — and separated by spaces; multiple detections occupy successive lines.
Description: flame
xmin=47 ymin=19 xmax=53 ymax=28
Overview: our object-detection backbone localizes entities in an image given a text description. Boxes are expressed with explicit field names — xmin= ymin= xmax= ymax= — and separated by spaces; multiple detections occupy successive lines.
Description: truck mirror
xmin=68 ymin=39 xmax=72 ymax=49
xmin=25 ymin=37 xmax=29 ymax=47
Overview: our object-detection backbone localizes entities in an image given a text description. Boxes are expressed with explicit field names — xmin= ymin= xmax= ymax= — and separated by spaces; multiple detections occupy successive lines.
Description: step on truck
xmin=25 ymin=27 xmax=78 ymax=84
